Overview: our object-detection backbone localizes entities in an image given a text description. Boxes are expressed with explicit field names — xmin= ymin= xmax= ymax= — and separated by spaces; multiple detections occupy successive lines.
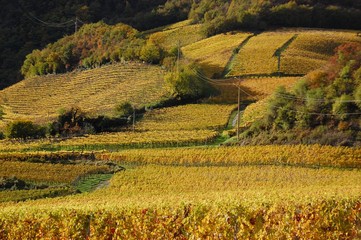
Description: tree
xmin=6 ymin=121 xmax=46 ymax=140
xmin=164 ymin=63 xmax=213 ymax=99
xmin=115 ymin=101 xmax=133 ymax=118
xmin=140 ymin=43 xmax=162 ymax=64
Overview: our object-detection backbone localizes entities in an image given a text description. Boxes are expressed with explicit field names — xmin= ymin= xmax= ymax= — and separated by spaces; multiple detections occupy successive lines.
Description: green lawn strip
xmin=74 ymin=173 xmax=114 ymax=193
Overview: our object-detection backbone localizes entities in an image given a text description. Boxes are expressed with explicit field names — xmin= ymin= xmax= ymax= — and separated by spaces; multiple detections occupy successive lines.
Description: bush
xmin=0 ymin=177 xmax=27 ymax=190
xmin=115 ymin=101 xmax=133 ymax=118
xmin=164 ymin=63 xmax=215 ymax=100
xmin=140 ymin=43 xmax=163 ymax=64
xmin=6 ymin=121 xmax=46 ymax=139
xmin=332 ymin=94 xmax=356 ymax=121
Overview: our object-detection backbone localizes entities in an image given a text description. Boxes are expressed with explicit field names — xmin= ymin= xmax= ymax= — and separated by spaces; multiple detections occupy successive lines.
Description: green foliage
xmin=266 ymin=86 xmax=296 ymax=130
xmin=50 ymin=107 xmax=88 ymax=136
xmin=332 ymin=95 xmax=356 ymax=121
xmin=6 ymin=121 xmax=46 ymax=140
xmin=354 ymin=84 xmax=361 ymax=109
xmin=21 ymin=22 xmax=144 ymax=78
xmin=164 ymin=64 xmax=214 ymax=99
xmin=0 ymin=177 xmax=27 ymax=191
xmin=189 ymin=0 xmax=361 ymax=36
xmin=115 ymin=102 xmax=133 ymax=117
xmin=0 ymin=0 xmax=193 ymax=88
xmin=140 ymin=42 xmax=163 ymax=64
xmin=247 ymin=42 xmax=361 ymax=135
xmin=293 ymin=78 xmax=308 ymax=98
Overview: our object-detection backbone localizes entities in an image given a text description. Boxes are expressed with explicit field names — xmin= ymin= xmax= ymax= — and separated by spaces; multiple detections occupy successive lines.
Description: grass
xmin=75 ymin=173 xmax=113 ymax=193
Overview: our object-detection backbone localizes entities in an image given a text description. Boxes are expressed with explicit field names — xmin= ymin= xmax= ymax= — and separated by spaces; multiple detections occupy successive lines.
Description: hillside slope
xmin=0 ymin=62 xmax=167 ymax=127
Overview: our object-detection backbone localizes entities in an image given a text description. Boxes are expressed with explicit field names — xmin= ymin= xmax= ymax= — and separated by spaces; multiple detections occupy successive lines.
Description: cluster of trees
xmin=21 ymin=22 xmax=138 ymax=77
xmin=4 ymin=106 xmax=134 ymax=140
xmin=21 ymin=22 xmax=178 ymax=77
xmin=189 ymin=0 xmax=361 ymax=36
xmin=0 ymin=0 xmax=192 ymax=88
xmin=248 ymin=42 xmax=361 ymax=134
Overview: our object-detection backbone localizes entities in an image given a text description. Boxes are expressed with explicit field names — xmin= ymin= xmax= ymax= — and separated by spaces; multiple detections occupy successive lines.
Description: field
xmin=0 ymin=161 xmax=111 ymax=184
xmin=0 ymin=104 xmax=235 ymax=151
xmin=281 ymin=30 xmax=361 ymax=74
xmin=147 ymin=20 xmax=204 ymax=50
xmin=98 ymin=144 xmax=361 ymax=168
xmin=1 ymin=24 xmax=361 ymax=238
xmin=209 ymin=77 xmax=299 ymax=103
xmin=182 ymin=32 xmax=252 ymax=77
xmin=227 ymin=31 xmax=295 ymax=76
xmin=226 ymin=29 xmax=361 ymax=77
xmin=0 ymin=62 xmax=167 ymax=127
xmin=0 ymin=146 xmax=361 ymax=238
xmin=42 ymin=104 xmax=235 ymax=149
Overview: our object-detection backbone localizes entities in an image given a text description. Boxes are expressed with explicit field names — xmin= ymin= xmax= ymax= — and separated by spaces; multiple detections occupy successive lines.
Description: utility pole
xmin=176 ymin=40 xmax=180 ymax=75
xmin=235 ymin=77 xmax=241 ymax=141
xmin=277 ymin=54 xmax=281 ymax=76
xmin=75 ymin=17 xmax=78 ymax=33
xmin=132 ymin=106 xmax=136 ymax=132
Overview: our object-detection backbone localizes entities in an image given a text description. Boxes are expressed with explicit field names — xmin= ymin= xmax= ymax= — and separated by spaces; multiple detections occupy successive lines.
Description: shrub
xmin=332 ymin=94 xmax=356 ymax=121
xmin=164 ymin=63 xmax=214 ymax=100
xmin=0 ymin=177 xmax=27 ymax=190
xmin=140 ymin=43 xmax=163 ymax=64
xmin=115 ymin=101 xmax=133 ymax=118
xmin=6 ymin=120 xmax=46 ymax=139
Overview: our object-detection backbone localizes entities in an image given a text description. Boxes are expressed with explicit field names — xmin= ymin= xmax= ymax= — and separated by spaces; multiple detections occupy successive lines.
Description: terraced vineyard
xmin=0 ymin=161 xmax=110 ymax=184
xmin=55 ymin=104 xmax=235 ymax=149
xmin=210 ymin=77 xmax=299 ymax=103
xmin=0 ymin=62 xmax=167 ymax=126
xmin=225 ymin=29 xmax=361 ymax=77
xmin=0 ymin=188 xmax=74 ymax=203
xmin=1 ymin=24 xmax=361 ymax=239
xmin=227 ymin=31 xmax=295 ymax=76
xmin=0 ymin=104 xmax=235 ymax=151
xmin=99 ymin=144 xmax=361 ymax=168
xmin=182 ymin=32 xmax=252 ymax=77
xmin=281 ymin=30 xmax=361 ymax=74
xmin=148 ymin=20 xmax=204 ymax=50
xmin=1 ymin=146 xmax=361 ymax=238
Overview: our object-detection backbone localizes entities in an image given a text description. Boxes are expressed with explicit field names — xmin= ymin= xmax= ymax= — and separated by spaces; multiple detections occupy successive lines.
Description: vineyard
xmin=98 ymin=144 xmax=361 ymax=168
xmin=209 ymin=77 xmax=299 ymax=103
xmin=0 ymin=161 xmax=111 ymax=184
xmin=0 ymin=62 xmax=167 ymax=126
xmin=147 ymin=20 xmax=204 ymax=50
xmin=226 ymin=29 xmax=361 ymax=77
xmin=182 ymin=32 xmax=252 ymax=77
xmin=0 ymin=104 xmax=235 ymax=151
xmin=227 ymin=31 xmax=295 ymax=76
xmin=281 ymin=30 xmax=361 ymax=74
xmin=0 ymin=22 xmax=361 ymax=238
xmin=0 ymin=161 xmax=360 ymax=238
xmin=51 ymin=104 xmax=236 ymax=149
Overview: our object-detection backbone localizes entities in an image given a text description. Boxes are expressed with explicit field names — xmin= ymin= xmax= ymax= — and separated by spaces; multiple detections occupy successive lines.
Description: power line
xmin=16 ymin=0 xmax=85 ymax=31
xmin=187 ymin=64 xmax=361 ymax=116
